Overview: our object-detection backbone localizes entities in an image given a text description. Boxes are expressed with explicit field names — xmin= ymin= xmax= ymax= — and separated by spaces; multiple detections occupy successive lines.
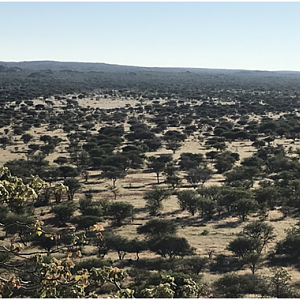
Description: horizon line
xmin=1 ymin=59 xmax=299 ymax=73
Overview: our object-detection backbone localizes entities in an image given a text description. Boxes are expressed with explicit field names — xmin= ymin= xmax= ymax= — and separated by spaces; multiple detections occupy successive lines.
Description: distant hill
xmin=1 ymin=60 xmax=300 ymax=103
xmin=1 ymin=60 xmax=298 ymax=75
xmin=0 ymin=61 xmax=146 ymax=73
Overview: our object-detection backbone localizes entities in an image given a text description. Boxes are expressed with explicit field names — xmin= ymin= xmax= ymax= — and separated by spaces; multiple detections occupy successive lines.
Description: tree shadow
xmin=84 ymin=180 xmax=104 ymax=185
xmin=123 ymin=184 xmax=147 ymax=189
xmin=88 ymin=188 xmax=108 ymax=193
xmin=209 ymin=255 xmax=242 ymax=273
xmin=159 ymin=209 xmax=185 ymax=218
xmin=88 ymin=173 xmax=102 ymax=179
xmin=269 ymin=216 xmax=286 ymax=222
xmin=213 ymin=220 xmax=242 ymax=229
xmin=266 ymin=254 xmax=297 ymax=269
xmin=172 ymin=215 xmax=208 ymax=228
xmin=133 ymin=207 xmax=148 ymax=215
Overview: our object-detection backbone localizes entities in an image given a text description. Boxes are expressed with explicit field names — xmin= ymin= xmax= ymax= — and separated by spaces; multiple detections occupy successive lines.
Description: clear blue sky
xmin=1 ymin=2 xmax=300 ymax=71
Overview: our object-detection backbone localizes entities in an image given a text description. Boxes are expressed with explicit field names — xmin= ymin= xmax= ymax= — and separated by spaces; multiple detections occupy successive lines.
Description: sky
xmin=0 ymin=2 xmax=300 ymax=71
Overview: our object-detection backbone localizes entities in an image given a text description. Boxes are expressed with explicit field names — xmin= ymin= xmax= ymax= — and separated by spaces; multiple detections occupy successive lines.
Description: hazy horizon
xmin=1 ymin=2 xmax=300 ymax=72
xmin=1 ymin=59 xmax=300 ymax=73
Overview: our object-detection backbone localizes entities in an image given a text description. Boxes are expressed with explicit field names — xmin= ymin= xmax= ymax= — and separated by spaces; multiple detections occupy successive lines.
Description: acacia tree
xmin=228 ymin=221 xmax=275 ymax=274
xmin=213 ymin=273 xmax=251 ymax=298
xmin=242 ymin=221 xmax=275 ymax=254
xmin=0 ymin=136 xmax=10 ymax=149
xmin=179 ymin=152 xmax=204 ymax=171
xmin=144 ymin=187 xmax=170 ymax=215
xmin=64 ymin=178 xmax=81 ymax=201
xmin=137 ymin=219 xmax=177 ymax=238
xmin=163 ymin=130 xmax=186 ymax=154
xmin=126 ymin=239 xmax=149 ymax=261
xmin=108 ymin=201 xmax=134 ymax=226
xmin=176 ymin=190 xmax=199 ymax=215
xmin=51 ymin=201 xmax=77 ymax=224
xmin=276 ymin=224 xmax=300 ymax=260
xmin=185 ymin=166 xmax=213 ymax=188
xmin=163 ymin=162 xmax=181 ymax=189
xmin=215 ymin=151 xmax=238 ymax=173
xmin=21 ymin=133 xmax=33 ymax=144
xmin=105 ymin=234 xmax=129 ymax=260
xmin=101 ymin=166 xmax=126 ymax=188
xmin=269 ymin=267 xmax=294 ymax=298
xmin=58 ymin=165 xmax=79 ymax=179
xmin=149 ymin=236 xmax=195 ymax=258
xmin=147 ymin=154 xmax=172 ymax=184
xmin=234 ymin=198 xmax=258 ymax=221
xmin=71 ymin=215 xmax=102 ymax=233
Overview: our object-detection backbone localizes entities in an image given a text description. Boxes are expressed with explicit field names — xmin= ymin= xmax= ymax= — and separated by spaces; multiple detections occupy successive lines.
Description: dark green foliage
xmin=276 ymin=224 xmax=300 ymax=260
xmin=225 ymin=165 xmax=260 ymax=183
xmin=144 ymin=187 xmax=170 ymax=215
xmin=126 ymin=239 xmax=149 ymax=261
xmin=213 ymin=273 xmax=269 ymax=298
xmin=229 ymin=221 xmax=275 ymax=257
xmin=220 ymin=187 xmax=253 ymax=214
xmin=149 ymin=236 xmax=195 ymax=258
xmin=179 ymin=153 xmax=204 ymax=171
xmin=41 ymin=167 xmax=61 ymax=184
xmin=228 ymin=221 xmax=275 ymax=273
xmin=102 ymin=152 xmax=142 ymax=173
xmin=63 ymin=177 xmax=81 ymax=201
xmin=58 ymin=165 xmax=79 ymax=179
xmin=176 ymin=190 xmax=199 ymax=215
xmin=3 ymin=61 xmax=300 ymax=298
xmin=99 ymin=125 xmax=124 ymax=137
xmin=163 ymin=162 xmax=181 ymax=189
xmin=242 ymin=221 xmax=275 ymax=254
xmin=147 ymin=154 xmax=172 ymax=184
xmin=53 ymin=156 xmax=69 ymax=166
xmin=4 ymin=158 xmax=49 ymax=180
xmin=242 ymin=155 xmax=264 ymax=168
xmin=205 ymin=150 xmax=218 ymax=161
xmin=254 ymin=185 xmax=281 ymax=208
xmin=0 ymin=203 xmax=9 ymax=219
xmin=198 ymin=197 xmax=216 ymax=219
xmin=51 ymin=201 xmax=77 ymax=223
xmin=234 ymin=198 xmax=258 ymax=221
xmin=185 ymin=166 xmax=213 ymax=188
xmin=163 ymin=130 xmax=186 ymax=144
xmin=101 ymin=165 xmax=126 ymax=188
xmin=79 ymin=195 xmax=109 ymax=217
xmin=228 ymin=237 xmax=257 ymax=259
xmin=214 ymin=151 xmax=237 ymax=173
xmin=0 ymin=252 xmax=12 ymax=264
xmin=70 ymin=215 xmax=102 ymax=231
xmin=137 ymin=219 xmax=177 ymax=238
xmin=2 ymin=214 xmax=34 ymax=243
xmin=21 ymin=133 xmax=33 ymax=144
xmin=108 ymin=201 xmax=134 ymax=226
xmin=179 ymin=256 xmax=208 ymax=274
xmin=269 ymin=267 xmax=294 ymax=298
xmin=105 ymin=234 xmax=129 ymax=260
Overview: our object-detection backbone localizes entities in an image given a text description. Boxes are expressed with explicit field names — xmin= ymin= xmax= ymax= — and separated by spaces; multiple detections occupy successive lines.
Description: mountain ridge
xmin=1 ymin=60 xmax=299 ymax=75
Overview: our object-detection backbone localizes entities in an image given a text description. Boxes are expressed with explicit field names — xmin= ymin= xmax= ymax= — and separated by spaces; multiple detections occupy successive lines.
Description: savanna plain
xmin=1 ymin=62 xmax=300 ymax=297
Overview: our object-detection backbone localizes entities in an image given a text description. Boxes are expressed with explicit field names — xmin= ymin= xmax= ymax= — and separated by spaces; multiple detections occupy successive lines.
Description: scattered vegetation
xmin=1 ymin=61 xmax=300 ymax=297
